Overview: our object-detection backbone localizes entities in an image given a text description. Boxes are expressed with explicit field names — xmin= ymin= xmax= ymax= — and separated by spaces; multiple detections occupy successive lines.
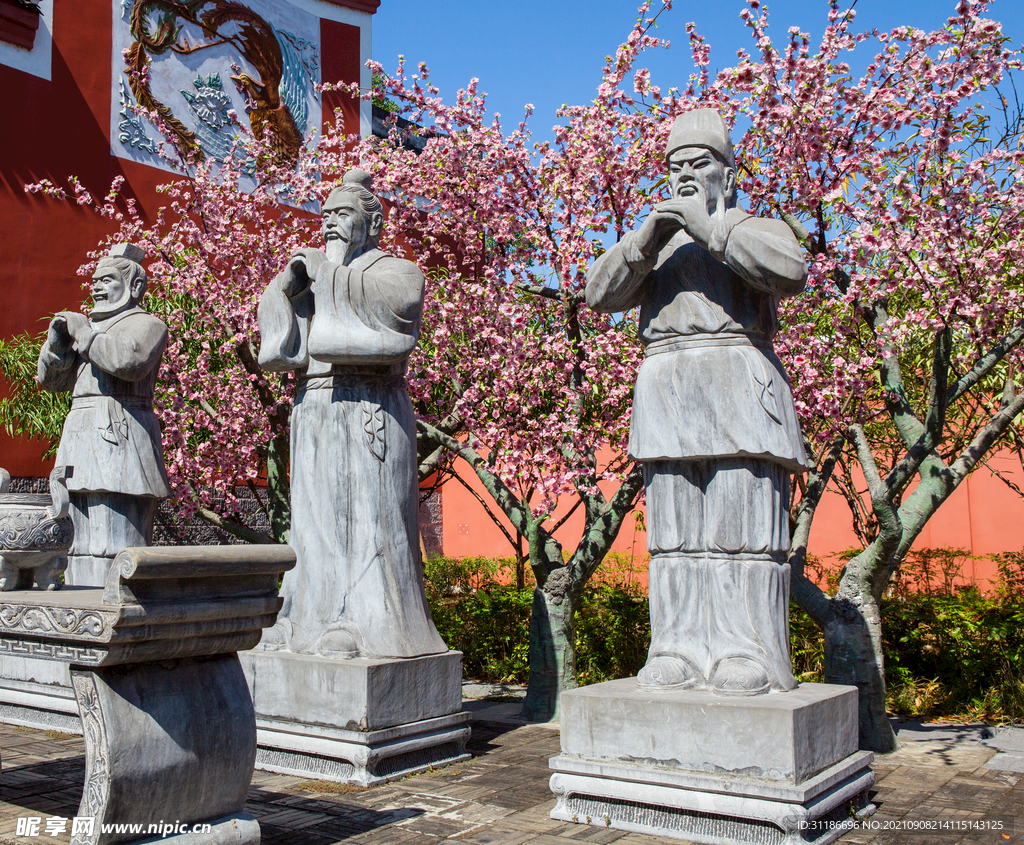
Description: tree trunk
xmin=515 ymin=532 xmax=527 ymax=590
xmin=520 ymin=569 xmax=579 ymax=722
xmin=822 ymin=583 xmax=897 ymax=753
xmin=266 ymin=431 xmax=290 ymax=544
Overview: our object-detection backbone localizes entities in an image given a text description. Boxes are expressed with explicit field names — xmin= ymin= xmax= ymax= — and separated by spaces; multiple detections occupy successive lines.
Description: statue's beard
xmin=325 ymin=239 xmax=348 ymax=265
xmin=90 ymin=291 xmax=135 ymax=320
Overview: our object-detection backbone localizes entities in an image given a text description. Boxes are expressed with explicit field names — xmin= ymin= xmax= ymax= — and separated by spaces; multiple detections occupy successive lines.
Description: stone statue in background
xmin=257 ymin=168 xmax=448 ymax=660
xmin=37 ymin=243 xmax=171 ymax=587
xmin=586 ymin=110 xmax=809 ymax=696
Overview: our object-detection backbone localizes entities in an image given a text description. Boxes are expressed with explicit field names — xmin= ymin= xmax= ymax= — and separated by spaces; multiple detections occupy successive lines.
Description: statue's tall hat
xmin=665 ymin=109 xmax=735 ymax=168
xmin=106 ymin=243 xmax=146 ymax=265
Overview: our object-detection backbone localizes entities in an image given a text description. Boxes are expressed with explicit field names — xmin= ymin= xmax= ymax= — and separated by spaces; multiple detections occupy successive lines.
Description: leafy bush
xmin=424 ymin=550 xmax=1024 ymax=722
xmin=883 ymin=587 xmax=1024 ymax=721
xmin=423 ymin=555 xmax=650 ymax=685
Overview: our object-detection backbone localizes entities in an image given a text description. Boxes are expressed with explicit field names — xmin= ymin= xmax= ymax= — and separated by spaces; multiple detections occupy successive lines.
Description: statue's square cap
xmin=666 ymin=109 xmax=735 ymax=168
xmin=108 ymin=243 xmax=146 ymax=264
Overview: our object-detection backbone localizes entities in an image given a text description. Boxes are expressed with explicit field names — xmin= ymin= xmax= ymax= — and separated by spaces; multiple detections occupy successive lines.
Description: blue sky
xmin=372 ymin=0 xmax=1024 ymax=141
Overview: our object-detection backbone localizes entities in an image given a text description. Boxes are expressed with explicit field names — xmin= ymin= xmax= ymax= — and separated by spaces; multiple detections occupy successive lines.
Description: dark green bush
xmin=424 ymin=551 xmax=1024 ymax=721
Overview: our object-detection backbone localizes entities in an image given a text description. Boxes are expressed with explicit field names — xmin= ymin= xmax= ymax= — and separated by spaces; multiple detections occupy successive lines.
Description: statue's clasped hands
xmin=279 ymin=255 xmax=311 ymax=298
xmin=48 ymin=312 xmax=91 ymax=353
xmin=636 ymin=185 xmax=716 ymax=256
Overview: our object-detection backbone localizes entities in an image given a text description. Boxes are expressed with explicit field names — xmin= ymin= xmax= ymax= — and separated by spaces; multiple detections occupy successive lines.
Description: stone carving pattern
xmin=71 ymin=671 xmax=109 ymax=845
xmin=370 ymin=741 xmax=466 ymax=778
xmin=117 ymin=78 xmax=159 ymax=155
xmin=0 ymin=638 xmax=104 ymax=664
xmin=278 ymin=29 xmax=319 ymax=87
xmin=553 ymin=778 xmax=786 ymax=845
xmin=0 ymin=509 xmax=73 ymax=552
xmin=0 ymin=604 xmax=109 ymax=638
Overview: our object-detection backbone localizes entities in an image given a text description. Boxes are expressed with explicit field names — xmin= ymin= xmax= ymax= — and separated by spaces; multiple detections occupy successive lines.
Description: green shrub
xmin=423 ymin=550 xmax=1024 ymax=722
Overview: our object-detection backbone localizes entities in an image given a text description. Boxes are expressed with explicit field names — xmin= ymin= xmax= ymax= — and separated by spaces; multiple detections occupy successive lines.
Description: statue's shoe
xmin=710 ymin=656 xmax=770 ymax=696
xmin=637 ymin=655 xmax=701 ymax=691
xmin=316 ymin=627 xmax=360 ymax=659
xmin=257 ymin=619 xmax=292 ymax=651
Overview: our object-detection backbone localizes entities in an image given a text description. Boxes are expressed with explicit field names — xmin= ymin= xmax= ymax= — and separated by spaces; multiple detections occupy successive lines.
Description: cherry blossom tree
xmin=16 ymin=0 xmax=1024 ymax=741
xmin=693 ymin=0 xmax=1024 ymax=751
xmin=23 ymin=136 xmax=324 ymax=544
xmin=363 ymin=0 xmax=1024 ymax=738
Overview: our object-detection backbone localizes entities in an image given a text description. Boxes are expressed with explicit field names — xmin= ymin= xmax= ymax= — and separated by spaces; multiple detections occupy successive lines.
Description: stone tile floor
xmin=0 ymin=705 xmax=1021 ymax=844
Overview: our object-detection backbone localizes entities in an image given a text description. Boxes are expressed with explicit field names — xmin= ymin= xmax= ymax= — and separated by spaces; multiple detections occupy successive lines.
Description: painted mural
xmin=111 ymin=0 xmax=321 ymax=170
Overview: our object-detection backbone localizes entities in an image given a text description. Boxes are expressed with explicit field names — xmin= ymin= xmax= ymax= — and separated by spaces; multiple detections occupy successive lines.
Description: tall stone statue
xmin=586 ymin=110 xmax=809 ymax=696
xmin=37 ymin=243 xmax=171 ymax=587
xmin=257 ymin=168 xmax=448 ymax=660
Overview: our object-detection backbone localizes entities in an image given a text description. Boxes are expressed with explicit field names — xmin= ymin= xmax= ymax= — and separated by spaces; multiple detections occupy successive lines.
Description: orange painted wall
xmin=439 ymin=446 xmax=1024 ymax=591
xmin=0 ymin=1 xmax=365 ymax=477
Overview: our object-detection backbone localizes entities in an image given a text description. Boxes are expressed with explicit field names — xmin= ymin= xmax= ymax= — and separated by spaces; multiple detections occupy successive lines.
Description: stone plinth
xmin=0 ymin=544 xmax=295 ymax=845
xmin=241 ymin=649 xmax=471 ymax=785
xmin=549 ymin=679 xmax=874 ymax=845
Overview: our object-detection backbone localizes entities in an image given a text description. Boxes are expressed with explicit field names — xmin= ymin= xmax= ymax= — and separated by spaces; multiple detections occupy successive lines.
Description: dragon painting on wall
xmin=114 ymin=0 xmax=320 ymax=168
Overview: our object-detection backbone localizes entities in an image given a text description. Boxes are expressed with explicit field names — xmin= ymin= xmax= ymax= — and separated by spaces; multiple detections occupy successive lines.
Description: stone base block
xmin=0 ymin=653 xmax=80 ymax=733
xmin=240 ymin=649 xmax=471 ymax=785
xmin=550 ymin=679 xmax=875 ymax=845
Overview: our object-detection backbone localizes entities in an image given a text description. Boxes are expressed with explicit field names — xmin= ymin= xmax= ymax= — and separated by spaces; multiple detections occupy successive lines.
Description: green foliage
xmin=574 ymin=581 xmax=649 ymax=685
xmin=0 ymin=331 xmax=70 ymax=459
xmin=423 ymin=557 xmax=532 ymax=683
xmin=883 ymin=585 xmax=1024 ymax=722
xmin=427 ymin=551 xmax=1024 ymax=722
xmin=371 ymin=71 xmax=401 ymax=115
xmin=789 ymin=605 xmax=826 ymax=683
xmin=424 ymin=555 xmax=650 ymax=685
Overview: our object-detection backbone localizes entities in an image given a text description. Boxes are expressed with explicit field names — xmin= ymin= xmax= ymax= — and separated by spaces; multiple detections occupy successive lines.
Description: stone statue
xmin=37 ymin=243 xmax=171 ymax=587
xmin=257 ymin=168 xmax=448 ymax=659
xmin=586 ymin=110 xmax=809 ymax=696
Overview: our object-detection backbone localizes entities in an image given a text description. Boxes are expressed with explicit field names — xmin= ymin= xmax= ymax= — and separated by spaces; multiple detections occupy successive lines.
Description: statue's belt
xmin=298 ymin=371 xmax=407 ymax=391
xmin=70 ymin=396 xmax=154 ymax=410
xmin=644 ymin=333 xmax=773 ymax=356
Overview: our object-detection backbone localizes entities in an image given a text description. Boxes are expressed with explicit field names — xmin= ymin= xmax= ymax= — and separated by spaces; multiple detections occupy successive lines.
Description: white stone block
xmin=550 ymin=679 xmax=875 ymax=845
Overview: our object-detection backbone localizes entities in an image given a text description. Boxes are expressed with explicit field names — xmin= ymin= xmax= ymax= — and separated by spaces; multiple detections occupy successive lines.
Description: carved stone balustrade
xmin=0 ymin=544 xmax=295 ymax=845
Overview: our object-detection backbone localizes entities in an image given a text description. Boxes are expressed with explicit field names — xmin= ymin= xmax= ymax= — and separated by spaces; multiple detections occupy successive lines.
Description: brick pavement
xmin=0 ymin=715 xmax=1021 ymax=844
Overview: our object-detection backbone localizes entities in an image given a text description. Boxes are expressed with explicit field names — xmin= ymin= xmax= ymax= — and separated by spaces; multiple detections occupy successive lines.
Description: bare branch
xmin=945 ymin=318 xmax=1024 ymax=406
xmin=789 ymin=437 xmax=844 ymax=628
xmin=848 ymin=423 xmax=902 ymax=568
xmin=924 ymin=327 xmax=951 ymax=444
xmin=516 ymin=282 xmax=563 ymax=301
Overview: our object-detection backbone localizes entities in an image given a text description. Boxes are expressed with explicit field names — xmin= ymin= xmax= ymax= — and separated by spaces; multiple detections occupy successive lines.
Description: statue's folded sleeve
xmin=257 ymin=249 xmax=321 ymax=372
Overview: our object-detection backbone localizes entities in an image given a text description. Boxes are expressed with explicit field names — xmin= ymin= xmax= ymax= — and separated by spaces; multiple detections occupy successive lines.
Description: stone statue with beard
xmin=586 ymin=110 xmax=810 ymax=696
xmin=37 ymin=243 xmax=171 ymax=586
xmin=257 ymin=168 xmax=447 ymax=661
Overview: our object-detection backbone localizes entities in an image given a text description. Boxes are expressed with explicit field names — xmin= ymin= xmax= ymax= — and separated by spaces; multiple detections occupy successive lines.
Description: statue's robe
xmin=258 ymin=247 xmax=447 ymax=659
xmin=37 ymin=306 xmax=171 ymax=585
xmin=586 ymin=208 xmax=809 ymax=692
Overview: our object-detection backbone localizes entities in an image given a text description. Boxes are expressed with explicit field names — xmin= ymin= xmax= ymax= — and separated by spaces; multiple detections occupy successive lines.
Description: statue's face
xmin=667 ymin=147 xmax=735 ymax=213
xmin=91 ymin=265 xmax=132 ymax=317
xmin=322 ymin=192 xmax=368 ymax=257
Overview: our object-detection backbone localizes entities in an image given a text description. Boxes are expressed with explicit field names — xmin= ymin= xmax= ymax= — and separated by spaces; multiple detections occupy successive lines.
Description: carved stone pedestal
xmin=0 ymin=545 xmax=294 ymax=845
xmin=241 ymin=649 xmax=471 ymax=785
xmin=549 ymin=679 xmax=875 ymax=845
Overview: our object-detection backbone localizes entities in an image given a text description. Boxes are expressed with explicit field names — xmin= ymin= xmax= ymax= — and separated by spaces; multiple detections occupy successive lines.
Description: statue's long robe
xmin=258 ymin=247 xmax=447 ymax=659
xmin=586 ymin=208 xmax=809 ymax=691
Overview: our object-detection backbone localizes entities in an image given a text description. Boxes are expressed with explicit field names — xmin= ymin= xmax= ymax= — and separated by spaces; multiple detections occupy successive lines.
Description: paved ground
xmin=0 ymin=689 xmax=1021 ymax=844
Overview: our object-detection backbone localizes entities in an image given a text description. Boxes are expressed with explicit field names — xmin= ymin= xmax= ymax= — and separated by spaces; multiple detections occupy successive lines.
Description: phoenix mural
xmin=114 ymin=0 xmax=320 ymax=169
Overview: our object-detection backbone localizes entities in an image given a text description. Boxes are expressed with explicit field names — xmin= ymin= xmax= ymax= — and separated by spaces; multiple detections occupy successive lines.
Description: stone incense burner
xmin=0 ymin=466 xmax=73 ymax=591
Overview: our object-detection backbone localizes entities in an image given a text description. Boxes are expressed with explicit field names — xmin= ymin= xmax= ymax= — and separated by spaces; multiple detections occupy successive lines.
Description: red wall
xmin=0 ymin=1 xmax=363 ymax=476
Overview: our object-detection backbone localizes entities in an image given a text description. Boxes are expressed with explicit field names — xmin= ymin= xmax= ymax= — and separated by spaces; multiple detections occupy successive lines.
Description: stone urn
xmin=0 ymin=466 xmax=73 ymax=591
